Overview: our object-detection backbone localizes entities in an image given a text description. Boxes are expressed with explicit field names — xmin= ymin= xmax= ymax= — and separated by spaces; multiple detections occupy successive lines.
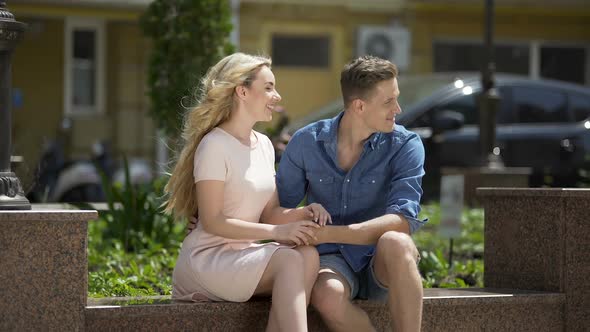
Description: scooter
xmin=27 ymin=137 xmax=153 ymax=204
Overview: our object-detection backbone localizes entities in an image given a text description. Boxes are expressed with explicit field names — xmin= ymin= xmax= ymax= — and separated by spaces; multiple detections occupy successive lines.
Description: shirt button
xmin=346 ymin=179 xmax=350 ymax=182
xmin=344 ymin=205 xmax=347 ymax=209
xmin=340 ymin=245 xmax=344 ymax=249
xmin=319 ymin=179 xmax=322 ymax=182
xmin=371 ymin=180 xmax=375 ymax=183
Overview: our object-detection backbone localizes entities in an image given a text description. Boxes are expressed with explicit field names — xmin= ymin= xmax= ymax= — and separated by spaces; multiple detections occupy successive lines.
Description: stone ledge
xmin=0 ymin=209 xmax=98 ymax=222
xmin=86 ymin=288 xmax=565 ymax=331
xmin=477 ymin=187 xmax=590 ymax=197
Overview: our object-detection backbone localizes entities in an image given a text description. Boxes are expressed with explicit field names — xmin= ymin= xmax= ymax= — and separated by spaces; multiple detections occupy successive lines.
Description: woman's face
xmin=244 ymin=66 xmax=282 ymax=122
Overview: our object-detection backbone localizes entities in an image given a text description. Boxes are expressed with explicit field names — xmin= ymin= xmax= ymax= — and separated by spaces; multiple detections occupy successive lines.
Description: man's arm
xmin=314 ymin=213 xmax=410 ymax=245
xmin=315 ymin=133 xmax=426 ymax=245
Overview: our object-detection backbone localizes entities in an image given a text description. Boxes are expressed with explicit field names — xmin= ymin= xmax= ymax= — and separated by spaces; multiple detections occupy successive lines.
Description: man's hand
xmin=187 ymin=216 xmax=198 ymax=234
xmin=304 ymin=203 xmax=332 ymax=226
xmin=272 ymin=221 xmax=320 ymax=246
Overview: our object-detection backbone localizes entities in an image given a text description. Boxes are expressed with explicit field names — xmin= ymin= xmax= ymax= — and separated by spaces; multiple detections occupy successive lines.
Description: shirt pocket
xmin=353 ymin=172 xmax=388 ymax=207
xmin=306 ymin=173 xmax=337 ymax=211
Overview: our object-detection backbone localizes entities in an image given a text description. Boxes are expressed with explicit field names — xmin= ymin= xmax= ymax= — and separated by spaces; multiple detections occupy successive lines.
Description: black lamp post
xmin=478 ymin=0 xmax=504 ymax=168
xmin=0 ymin=1 xmax=29 ymax=210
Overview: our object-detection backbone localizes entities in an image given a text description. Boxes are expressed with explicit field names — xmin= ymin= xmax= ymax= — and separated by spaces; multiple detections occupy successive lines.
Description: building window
xmin=271 ymin=35 xmax=330 ymax=68
xmin=434 ymin=41 xmax=590 ymax=85
xmin=64 ymin=18 xmax=105 ymax=115
xmin=540 ymin=46 xmax=586 ymax=85
xmin=434 ymin=42 xmax=530 ymax=75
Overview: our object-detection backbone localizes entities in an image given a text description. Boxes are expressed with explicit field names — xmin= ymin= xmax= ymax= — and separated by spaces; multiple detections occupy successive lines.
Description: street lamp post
xmin=0 ymin=1 xmax=29 ymax=210
xmin=478 ymin=0 xmax=503 ymax=168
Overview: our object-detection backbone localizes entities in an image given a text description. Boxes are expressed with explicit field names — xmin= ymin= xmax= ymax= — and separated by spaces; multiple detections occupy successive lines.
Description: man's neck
xmin=337 ymin=110 xmax=374 ymax=150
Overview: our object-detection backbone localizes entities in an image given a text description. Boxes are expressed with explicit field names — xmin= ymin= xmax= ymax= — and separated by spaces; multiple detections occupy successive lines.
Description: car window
xmin=414 ymin=87 xmax=509 ymax=128
xmin=513 ymin=86 xmax=568 ymax=123
xmin=434 ymin=94 xmax=478 ymax=125
xmin=570 ymin=93 xmax=590 ymax=122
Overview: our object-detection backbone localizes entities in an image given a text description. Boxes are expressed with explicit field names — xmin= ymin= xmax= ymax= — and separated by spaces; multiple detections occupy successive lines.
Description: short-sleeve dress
xmin=172 ymin=127 xmax=292 ymax=302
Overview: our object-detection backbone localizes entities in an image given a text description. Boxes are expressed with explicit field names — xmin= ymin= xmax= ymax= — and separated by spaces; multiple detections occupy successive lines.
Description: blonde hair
xmin=164 ymin=53 xmax=272 ymax=219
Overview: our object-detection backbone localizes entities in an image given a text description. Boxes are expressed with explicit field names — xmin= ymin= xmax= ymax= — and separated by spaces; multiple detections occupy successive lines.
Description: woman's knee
xmin=296 ymin=246 xmax=320 ymax=269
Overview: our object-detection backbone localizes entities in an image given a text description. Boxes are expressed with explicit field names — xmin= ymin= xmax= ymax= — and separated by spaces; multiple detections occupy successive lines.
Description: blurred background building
xmin=9 ymin=0 xmax=590 ymax=189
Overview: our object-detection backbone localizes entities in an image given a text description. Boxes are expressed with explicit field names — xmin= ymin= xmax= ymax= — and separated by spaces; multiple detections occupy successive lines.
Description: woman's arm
xmin=260 ymin=190 xmax=332 ymax=226
xmin=197 ymin=180 xmax=319 ymax=245
xmin=259 ymin=190 xmax=311 ymax=225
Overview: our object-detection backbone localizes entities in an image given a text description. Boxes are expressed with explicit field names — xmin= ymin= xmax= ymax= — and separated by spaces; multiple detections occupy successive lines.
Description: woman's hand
xmin=272 ymin=221 xmax=320 ymax=246
xmin=304 ymin=203 xmax=332 ymax=226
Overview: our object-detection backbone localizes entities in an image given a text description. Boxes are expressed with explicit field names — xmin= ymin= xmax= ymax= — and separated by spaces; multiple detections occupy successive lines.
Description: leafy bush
xmin=88 ymin=160 xmax=185 ymax=297
xmin=88 ymin=218 xmax=180 ymax=297
xmin=140 ymin=0 xmax=234 ymax=138
xmin=415 ymin=203 xmax=484 ymax=288
xmin=97 ymin=159 xmax=181 ymax=252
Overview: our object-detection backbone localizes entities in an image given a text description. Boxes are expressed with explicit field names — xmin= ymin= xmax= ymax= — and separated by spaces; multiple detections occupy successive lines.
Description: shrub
xmin=140 ymin=0 xmax=234 ymax=139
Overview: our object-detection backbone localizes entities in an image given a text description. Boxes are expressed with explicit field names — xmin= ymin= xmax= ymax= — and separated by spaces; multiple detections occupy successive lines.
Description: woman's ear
xmin=235 ymin=85 xmax=248 ymax=100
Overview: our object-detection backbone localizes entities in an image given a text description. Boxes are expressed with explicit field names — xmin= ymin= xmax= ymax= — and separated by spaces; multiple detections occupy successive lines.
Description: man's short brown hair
xmin=340 ymin=55 xmax=398 ymax=108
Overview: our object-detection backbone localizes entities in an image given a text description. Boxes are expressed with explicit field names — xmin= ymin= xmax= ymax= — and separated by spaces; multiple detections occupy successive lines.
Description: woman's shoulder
xmin=197 ymin=128 xmax=228 ymax=151
xmin=254 ymin=130 xmax=273 ymax=149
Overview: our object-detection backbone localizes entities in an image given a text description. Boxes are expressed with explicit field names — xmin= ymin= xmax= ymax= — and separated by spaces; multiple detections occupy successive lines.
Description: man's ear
xmin=351 ymin=98 xmax=365 ymax=115
xmin=235 ymin=85 xmax=248 ymax=100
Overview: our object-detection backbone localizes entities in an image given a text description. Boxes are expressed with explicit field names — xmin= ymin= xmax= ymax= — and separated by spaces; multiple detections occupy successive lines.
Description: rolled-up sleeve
xmin=386 ymin=133 xmax=428 ymax=234
xmin=276 ymin=131 xmax=308 ymax=208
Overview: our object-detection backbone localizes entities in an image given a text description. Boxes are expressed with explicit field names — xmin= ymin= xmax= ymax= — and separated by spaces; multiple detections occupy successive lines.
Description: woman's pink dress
xmin=172 ymin=128 xmax=291 ymax=302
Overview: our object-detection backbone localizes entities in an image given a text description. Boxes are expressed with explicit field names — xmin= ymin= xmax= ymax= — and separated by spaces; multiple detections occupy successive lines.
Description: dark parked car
xmin=287 ymin=73 xmax=590 ymax=199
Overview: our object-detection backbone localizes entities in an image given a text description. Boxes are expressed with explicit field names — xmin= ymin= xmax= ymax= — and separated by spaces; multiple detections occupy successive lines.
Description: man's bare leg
xmin=373 ymin=231 xmax=422 ymax=332
xmin=310 ymin=269 xmax=376 ymax=332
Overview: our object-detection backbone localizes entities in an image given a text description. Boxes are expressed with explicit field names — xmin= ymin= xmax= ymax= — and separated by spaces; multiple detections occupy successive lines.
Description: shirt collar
xmin=317 ymin=111 xmax=382 ymax=150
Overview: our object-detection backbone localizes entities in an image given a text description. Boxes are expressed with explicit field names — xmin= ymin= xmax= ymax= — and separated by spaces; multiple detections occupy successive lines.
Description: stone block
xmin=0 ymin=210 xmax=96 ymax=331
xmin=478 ymin=188 xmax=590 ymax=332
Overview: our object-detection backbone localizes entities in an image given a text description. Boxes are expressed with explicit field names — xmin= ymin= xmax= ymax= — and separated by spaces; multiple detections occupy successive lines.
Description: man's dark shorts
xmin=319 ymin=254 xmax=388 ymax=301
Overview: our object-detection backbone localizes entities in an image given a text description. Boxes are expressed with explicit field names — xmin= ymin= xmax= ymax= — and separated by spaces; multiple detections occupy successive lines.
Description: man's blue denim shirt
xmin=277 ymin=112 xmax=427 ymax=272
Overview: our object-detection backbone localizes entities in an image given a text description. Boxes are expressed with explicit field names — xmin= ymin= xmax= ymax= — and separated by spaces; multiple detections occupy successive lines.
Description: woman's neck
xmin=219 ymin=111 xmax=256 ymax=145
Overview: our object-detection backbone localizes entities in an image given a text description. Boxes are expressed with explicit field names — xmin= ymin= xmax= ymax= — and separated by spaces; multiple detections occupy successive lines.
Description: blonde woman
xmin=164 ymin=53 xmax=329 ymax=332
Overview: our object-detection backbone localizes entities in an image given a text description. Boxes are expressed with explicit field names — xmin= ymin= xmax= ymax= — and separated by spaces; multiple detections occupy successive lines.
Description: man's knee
xmin=377 ymin=231 xmax=419 ymax=264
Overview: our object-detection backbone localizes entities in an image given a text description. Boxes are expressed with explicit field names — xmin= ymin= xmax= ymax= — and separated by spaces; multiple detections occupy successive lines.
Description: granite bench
xmin=85 ymin=288 xmax=564 ymax=331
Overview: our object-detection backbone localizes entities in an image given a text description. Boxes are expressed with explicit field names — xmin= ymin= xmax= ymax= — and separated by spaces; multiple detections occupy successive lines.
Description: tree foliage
xmin=140 ymin=0 xmax=234 ymax=138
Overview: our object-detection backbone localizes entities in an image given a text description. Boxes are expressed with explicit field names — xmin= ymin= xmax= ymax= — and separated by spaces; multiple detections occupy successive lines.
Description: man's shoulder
xmin=291 ymin=118 xmax=332 ymax=143
xmin=381 ymin=124 xmax=420 ymax=145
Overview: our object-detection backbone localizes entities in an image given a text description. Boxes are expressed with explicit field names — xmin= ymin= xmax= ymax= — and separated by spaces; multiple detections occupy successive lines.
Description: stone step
xmin=86 ymin=288 xmax=564 ymax=332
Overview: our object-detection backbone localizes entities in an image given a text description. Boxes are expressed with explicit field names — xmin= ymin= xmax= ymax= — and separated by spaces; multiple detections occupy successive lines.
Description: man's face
xmin=360 ymin=78 xmax=401 ymax=133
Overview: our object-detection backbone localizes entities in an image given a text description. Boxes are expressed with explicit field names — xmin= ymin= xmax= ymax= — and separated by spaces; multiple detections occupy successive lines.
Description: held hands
xmin=304 ymin=203 xmax=332 ymax=226
xmin=272 ymin=221 xmax=320 ymax=246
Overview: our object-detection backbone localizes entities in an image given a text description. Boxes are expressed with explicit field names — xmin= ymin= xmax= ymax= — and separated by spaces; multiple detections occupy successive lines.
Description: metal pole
xmin=0 ymin=1 xmax=30 ymax=210
xmin=478 ymin=0 xmax=503 ymax=168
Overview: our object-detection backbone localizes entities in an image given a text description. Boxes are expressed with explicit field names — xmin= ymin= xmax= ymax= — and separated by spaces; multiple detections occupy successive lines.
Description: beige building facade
xmin=9 ymin=0 xmax=590 ymax=188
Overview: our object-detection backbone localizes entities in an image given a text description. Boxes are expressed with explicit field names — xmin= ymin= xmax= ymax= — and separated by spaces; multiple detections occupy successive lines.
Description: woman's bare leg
xmin=254 ymin=246 xmax=319 ymax=332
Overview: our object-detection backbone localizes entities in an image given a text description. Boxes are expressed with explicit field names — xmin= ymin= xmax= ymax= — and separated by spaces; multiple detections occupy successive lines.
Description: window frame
xmin=63 ymin=17 xmax=106 ymax=116
xmin=433 ymin=38 xmax=590 ymax=86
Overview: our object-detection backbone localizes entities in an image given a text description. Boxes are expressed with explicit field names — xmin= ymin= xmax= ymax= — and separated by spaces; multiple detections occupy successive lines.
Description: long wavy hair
xmin=164 ymin=53 xmax=272 ymax=219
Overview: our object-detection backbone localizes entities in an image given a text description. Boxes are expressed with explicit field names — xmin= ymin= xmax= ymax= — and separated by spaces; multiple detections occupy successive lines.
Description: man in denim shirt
xmin=277 ymin=56 xmax=426 ymax=331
